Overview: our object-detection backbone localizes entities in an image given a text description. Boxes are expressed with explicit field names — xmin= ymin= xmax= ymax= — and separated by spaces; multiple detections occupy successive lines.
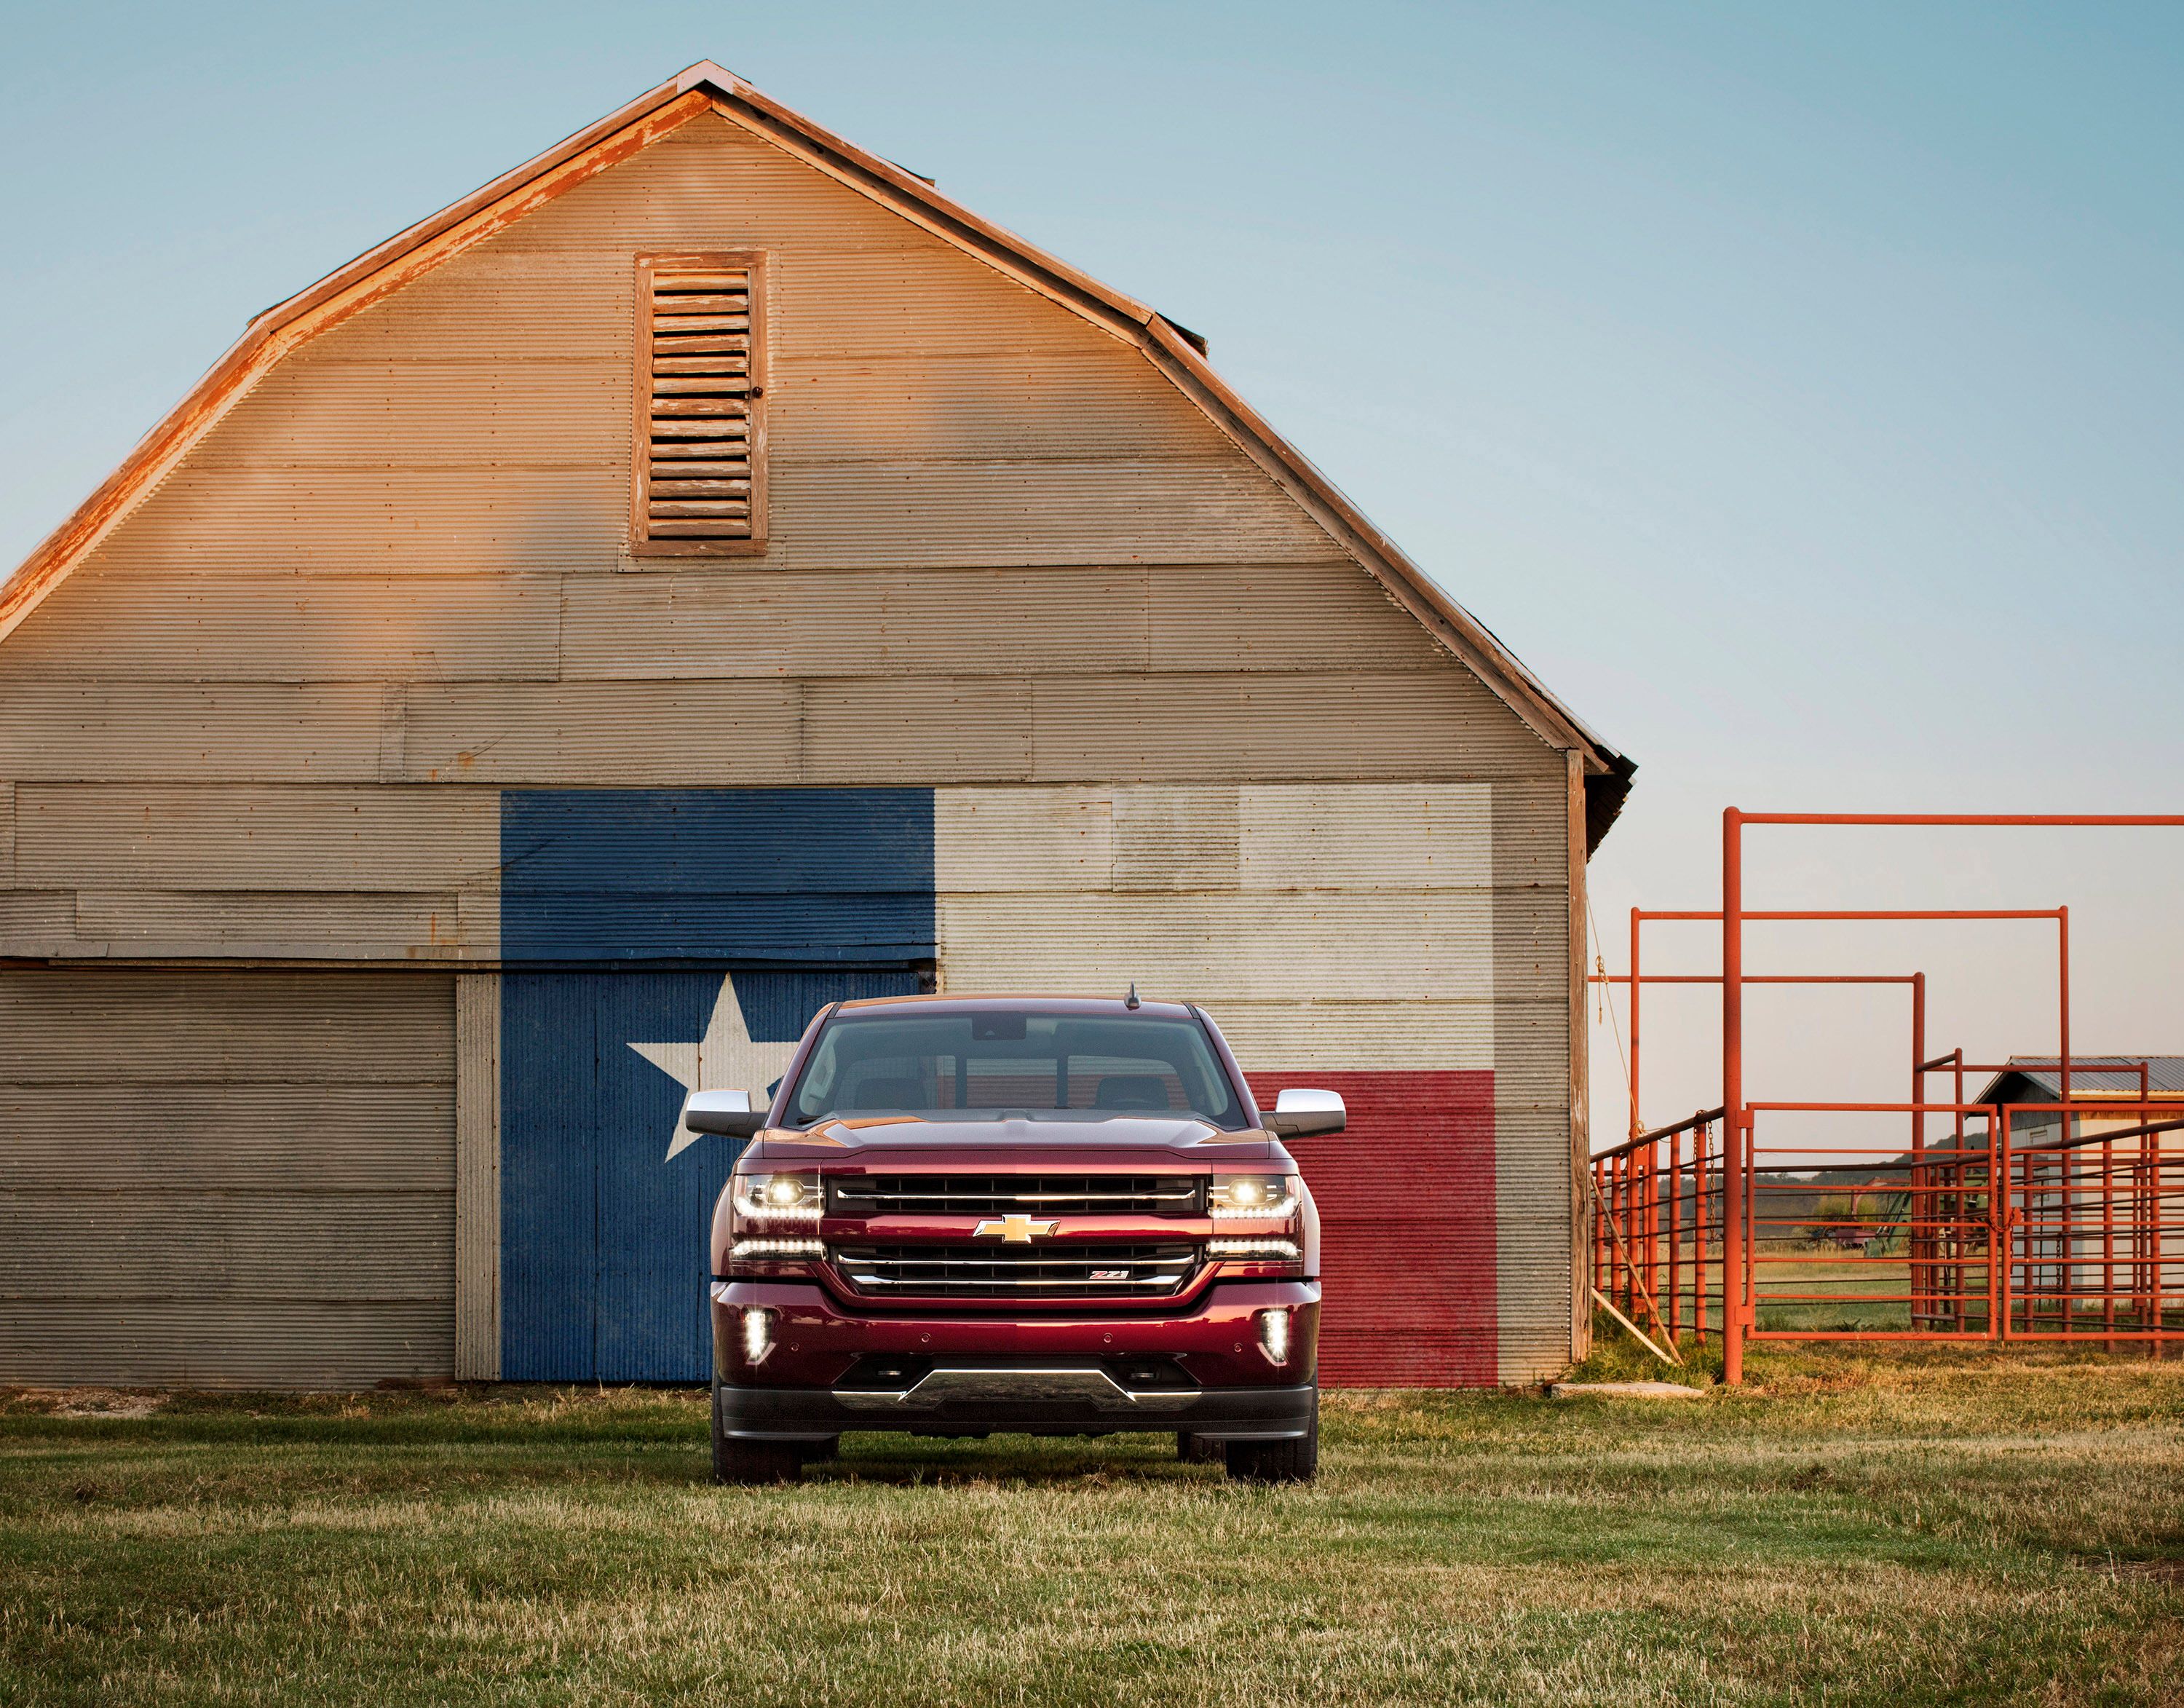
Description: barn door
xmin=499 ymin=968 xmax=918 ymax=1381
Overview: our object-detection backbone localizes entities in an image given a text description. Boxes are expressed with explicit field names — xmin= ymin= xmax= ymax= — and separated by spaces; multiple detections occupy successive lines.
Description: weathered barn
xmin=0 ymin=64 xmax=1631 ymax=1390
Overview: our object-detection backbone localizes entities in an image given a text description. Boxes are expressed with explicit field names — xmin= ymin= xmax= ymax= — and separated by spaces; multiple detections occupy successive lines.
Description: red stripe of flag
xmin=1248 ymin=1070 xmax=1497 ymax=1388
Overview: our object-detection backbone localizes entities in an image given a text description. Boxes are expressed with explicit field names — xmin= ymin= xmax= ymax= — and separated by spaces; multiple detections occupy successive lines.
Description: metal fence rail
xmin=1593 ymin=1101 xmax=2184 ymax=1359
xmin=1591 ymin=1108 xmax=1725 ymax=1345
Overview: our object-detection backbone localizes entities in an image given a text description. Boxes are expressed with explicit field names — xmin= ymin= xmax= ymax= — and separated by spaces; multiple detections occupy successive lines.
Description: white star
xmin=628 ymin=975 xmax=801 ymax=1162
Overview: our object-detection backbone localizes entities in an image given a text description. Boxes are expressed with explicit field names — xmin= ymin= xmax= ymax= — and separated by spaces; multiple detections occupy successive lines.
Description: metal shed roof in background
xmin=1975 ymin=1056 xmax=2184 ymax=1102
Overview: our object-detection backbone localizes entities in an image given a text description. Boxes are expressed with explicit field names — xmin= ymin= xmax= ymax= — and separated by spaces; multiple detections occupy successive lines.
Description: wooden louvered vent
xmin=633 ymin=252 xmax=767 ymax=555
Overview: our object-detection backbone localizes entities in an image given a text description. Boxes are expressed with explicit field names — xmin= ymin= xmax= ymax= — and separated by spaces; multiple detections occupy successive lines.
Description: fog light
xmin=1257 ymin=1307 xmax=1291 ymax=1367
xmin=742 ymin=1306 xmax=775 ymax=1368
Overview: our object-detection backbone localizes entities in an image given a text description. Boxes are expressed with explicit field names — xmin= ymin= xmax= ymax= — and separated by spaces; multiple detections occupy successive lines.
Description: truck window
xmin=786 ymin=1011 xmax=1247 ymax=1129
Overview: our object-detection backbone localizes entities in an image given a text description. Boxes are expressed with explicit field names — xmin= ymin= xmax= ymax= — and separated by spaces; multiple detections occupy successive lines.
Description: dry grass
xmin=2 ymin=1345 xmax=2181 ymax=1705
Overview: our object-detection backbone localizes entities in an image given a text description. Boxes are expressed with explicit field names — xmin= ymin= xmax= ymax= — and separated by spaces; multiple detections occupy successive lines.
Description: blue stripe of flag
xmin=499 ymin=787 xmax=935 ymax=963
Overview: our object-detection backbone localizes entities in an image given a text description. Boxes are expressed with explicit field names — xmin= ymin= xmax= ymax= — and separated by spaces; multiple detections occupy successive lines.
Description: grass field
xmin=4 ymin=1342 xmax=2181 ymax=1706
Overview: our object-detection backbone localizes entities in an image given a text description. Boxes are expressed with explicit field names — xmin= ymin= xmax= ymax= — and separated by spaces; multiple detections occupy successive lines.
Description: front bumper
xmin=711 ymin=1278 xmax=1318 ymax=1440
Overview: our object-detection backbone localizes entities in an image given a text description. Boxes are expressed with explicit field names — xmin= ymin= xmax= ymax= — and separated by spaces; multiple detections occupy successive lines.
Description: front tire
xmin=711 ymin=1377 xmax=801 ymax=1484
xmin=1223 ymin=1387 xmax=1318 ymax=1484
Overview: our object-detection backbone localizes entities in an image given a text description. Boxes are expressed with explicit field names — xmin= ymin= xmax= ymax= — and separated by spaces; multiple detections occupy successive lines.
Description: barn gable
xmin=0 ymin=66 xmax=1628 ymax=802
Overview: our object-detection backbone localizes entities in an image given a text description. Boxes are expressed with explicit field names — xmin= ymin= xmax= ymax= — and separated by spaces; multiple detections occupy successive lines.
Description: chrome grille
xmin=830 ymin=1174 xmax=1205 ymax=1217
xmin=834 ymin=1242 xmax=1200 ymax=1298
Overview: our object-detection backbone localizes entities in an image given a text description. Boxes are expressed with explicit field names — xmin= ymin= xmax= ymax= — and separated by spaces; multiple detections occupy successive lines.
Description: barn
xmin=0 ymin=64 xmax=1632 ymax=1391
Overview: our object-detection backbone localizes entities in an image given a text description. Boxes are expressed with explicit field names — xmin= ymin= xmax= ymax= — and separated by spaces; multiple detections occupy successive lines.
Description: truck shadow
xmin=757 ymin=1434 xmax=1222 ymax=1487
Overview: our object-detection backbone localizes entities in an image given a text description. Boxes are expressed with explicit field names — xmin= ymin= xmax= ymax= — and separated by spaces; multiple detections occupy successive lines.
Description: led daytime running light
xmin=1208 ymin=1238 xmax=1301 ymax=1259
xmin=1208 ymin=1193 xmax=1299 ymax=1221
xmin=732 ymin=1174 xmax=823 ymax=1222
xmin=1209 ymin=1176 xmax=1299 ymax=1220
xmin=730 ymin=1238 xmax=825 ymax=1259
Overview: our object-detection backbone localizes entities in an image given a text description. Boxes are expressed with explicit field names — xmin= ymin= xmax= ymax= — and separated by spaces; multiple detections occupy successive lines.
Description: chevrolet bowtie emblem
xmin=975 ymin=1214 xmax=1059 ymax=1243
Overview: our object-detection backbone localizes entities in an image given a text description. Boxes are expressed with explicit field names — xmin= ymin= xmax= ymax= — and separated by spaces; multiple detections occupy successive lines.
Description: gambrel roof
xmin=0 ymin=61 xmax=1634 ymax=842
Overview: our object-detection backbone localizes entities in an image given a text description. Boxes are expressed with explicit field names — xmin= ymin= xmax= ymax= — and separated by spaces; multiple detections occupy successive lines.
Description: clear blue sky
xmin=4 ymin=1 xmax=2179 ymax=1128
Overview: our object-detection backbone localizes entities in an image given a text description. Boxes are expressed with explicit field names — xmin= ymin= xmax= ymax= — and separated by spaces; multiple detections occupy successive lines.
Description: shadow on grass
xmin=780 ymin=1431 xmax=1223 ymax=1490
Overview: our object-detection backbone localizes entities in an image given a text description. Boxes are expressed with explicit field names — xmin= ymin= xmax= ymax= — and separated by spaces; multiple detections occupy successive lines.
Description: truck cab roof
xmin=832 ymin=992 xmax=1199 ymax=1021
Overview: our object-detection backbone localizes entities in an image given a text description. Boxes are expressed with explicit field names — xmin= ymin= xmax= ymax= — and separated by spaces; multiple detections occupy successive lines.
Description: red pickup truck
xmin=687 ymin=993 xmax=1344 ymax=1484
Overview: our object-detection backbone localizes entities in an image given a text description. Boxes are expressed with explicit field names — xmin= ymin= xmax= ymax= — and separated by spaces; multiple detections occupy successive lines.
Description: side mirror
xmin=1264 ymin=1087 xmax=1345 ymax=1139
xmin=683 ymin=1088 xmax=767 ymax=1139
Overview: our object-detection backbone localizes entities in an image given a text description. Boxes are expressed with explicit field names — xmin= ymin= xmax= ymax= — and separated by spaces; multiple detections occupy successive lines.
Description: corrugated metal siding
xmin=0 ymin=970 xmax=451 ymax=1077
xmin=71 ymin=890 xmax=481 ymax=962
xmin=1110 ymin=786 xmax=1239 ymax=893
xmin=1237 ymin=783 xmax=1492 ymax=890
xmin=77 ymin=468 xmax=630 ymax=575
xmin=79 ymin=462 xmax=1331 ymax=575
xmin=1 ymin=1195 xmax=450 ymax=1298
xmin=189 ymin=357 xmax=630 ymax=468
xmin=0 ymin=1304 xmax=454 ymax=1391
xmin=0 ymin=970 xmax=454 ymax=1388
xmin=1147 ymin=564 xmax=1447 ymax=672
xmin=804 ymin=677 xmax=1033 ymax=783
xmin=0 ymin=681 xmax=388 ymax=783
xmin=0 ymin=672 xmax=1522 ymax=800
xmin=1494 ymin=802 xmax=1574 ymax=1383
xmin=1208 ymin=1001 xmax=1503 ymax=1072
xmin=1025 ymin=674 xmax=1548 ymax=782
xmin=930 ymin=787 xmax=1112 ymax=890
xmin=0 ymin=571 xmax=563 ymax=682
xmin=940 ymin=892 xmax=1559 ymax=1002
xmin=13 ymin=785 xmax=499 ymax=892
xmin=397 ymin=681 xmax=805 ymax=786
xmin=1 ymin=1084 xmax=451 ymax=1190
xmin=0 ymin=891 xmax=77 ymax=955
xmin=1 ymin=562 xmax=1433 ymax=684
xmin=558 ymin=567 xmax=1166 ymax=680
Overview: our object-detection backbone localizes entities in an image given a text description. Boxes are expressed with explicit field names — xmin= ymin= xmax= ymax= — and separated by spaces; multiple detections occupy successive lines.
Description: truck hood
xmin=751 ymin=1114 xmax=1274 ymax=1161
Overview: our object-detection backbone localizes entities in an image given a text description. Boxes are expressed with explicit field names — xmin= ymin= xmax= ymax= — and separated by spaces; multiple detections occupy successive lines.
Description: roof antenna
xmin=1124 ymin=983 xmax=1140 ymax=1010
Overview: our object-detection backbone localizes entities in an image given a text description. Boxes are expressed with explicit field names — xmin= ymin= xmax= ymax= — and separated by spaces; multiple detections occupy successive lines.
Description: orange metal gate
xmin=1595 ymin=1100 xmax=2184 ymax=1356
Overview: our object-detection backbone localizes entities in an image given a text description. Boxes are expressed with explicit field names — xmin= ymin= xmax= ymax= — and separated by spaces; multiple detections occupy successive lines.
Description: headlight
xmin=732 ymin=1172 xmax=823 ymax=1223
xmin=1210 ymin=1174 xmax=1299 ymax=1221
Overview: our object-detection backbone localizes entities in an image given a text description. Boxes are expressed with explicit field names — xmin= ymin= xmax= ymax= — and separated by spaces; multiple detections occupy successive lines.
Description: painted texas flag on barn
xmin=492 ymin=786 xmax=1500 ymax=1388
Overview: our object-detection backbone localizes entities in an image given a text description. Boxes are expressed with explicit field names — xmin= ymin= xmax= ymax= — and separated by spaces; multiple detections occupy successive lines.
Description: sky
xmin=3 ymin=1 xmax=2179 ymax=1142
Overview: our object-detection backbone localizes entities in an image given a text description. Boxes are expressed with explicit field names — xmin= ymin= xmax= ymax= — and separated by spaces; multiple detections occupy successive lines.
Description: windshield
xmin=783 ymin=1008 xmax=1247 ymax=1129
